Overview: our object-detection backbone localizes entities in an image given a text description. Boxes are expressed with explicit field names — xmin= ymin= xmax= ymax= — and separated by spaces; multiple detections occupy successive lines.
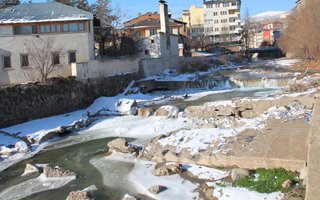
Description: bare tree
xmin=25 ymin=38 xmax=65 ymax=82
xmin=279 ymin=0 xmax=320 ymax=60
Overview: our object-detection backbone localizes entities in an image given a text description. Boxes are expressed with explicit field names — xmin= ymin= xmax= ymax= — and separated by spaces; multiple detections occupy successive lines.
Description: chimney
xmin=159 ymin=0 xmax=170 ymax=34
xmin=138 ymin=12 xmax=141 ymax=17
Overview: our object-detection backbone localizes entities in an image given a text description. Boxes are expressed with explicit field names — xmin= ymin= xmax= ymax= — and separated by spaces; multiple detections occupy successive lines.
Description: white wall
xmin=72 ymin=57 xmax=140 ymax=80
xmin=0 ymin=22 xmax=94 ymax=85
xmin=139 ymin=56 xmax=180 ymax=77
xmin=139 ymin=33 xmax=179 ymax=59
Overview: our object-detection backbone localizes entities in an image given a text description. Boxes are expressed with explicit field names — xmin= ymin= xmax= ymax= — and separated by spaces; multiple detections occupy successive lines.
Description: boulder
xmin=148 ymin=185 xmax=167 ymax=194
xmin=28 ymin=131 xmax=57 ymax=144
xmin=107 ymin=138 xmax=137 ymax=154
xmin=66 ymin=185 xmax=97 ymax=200
xmin=15 ymin=141 xmax=29 ymax=153
xmin=215 ymin=105 xmax=236 ymax=116
xmin=22 ymin=164 xmax=39 ymax=176
xmin=43 ymin=165 xmax=76 ymax=178
xmin=241 ymin=110 xmax=258 ymax=119
xmin=66 ymin=191 xmax=92 ymax=200
xmin=235 ymin=100 xmax=253 ymax=112
xmin=231 ymin=168 xmax=250 ymax=181
xmin=138 ymin=108 xmax=154 ymax=117
xmin=282 ymin=179 xmax=293 ymax=189
xmin=154 ymin=105 xmax=179 ymax=118
xmin=152 ymin=163 xmax=182 ymax=176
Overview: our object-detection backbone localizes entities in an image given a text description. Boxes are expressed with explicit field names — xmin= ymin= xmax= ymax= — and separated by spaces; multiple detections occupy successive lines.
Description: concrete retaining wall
xmin=306 ymin=94 xmax=320 ymax=200
xmin=72 ymin=57 xmax=140 ymax=80
xmin=0 ymin=73 xmax=140 ymax=128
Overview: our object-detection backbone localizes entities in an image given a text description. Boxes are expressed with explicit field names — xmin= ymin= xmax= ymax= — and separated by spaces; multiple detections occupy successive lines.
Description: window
xmin=222 ymin=27 xmax=229 ymax=31
xmin=213 ymin=12 xmax=218 ymax=16
xmin=151 ymin=39 xmax=154 ymax=44
xmin=229 ymin=17 xmax=236 ymax=22
xmin=145 ymin=50 xmax=148 ymax=55
xmin=63 ymin=24 xmax=69 ymax=32
xmin=205 ymin=19 xmax=213 ymax=25
xmin=45 ymin=25 xmax=50 ymax=33
xmin=214 ymin=20 xmax=219 ymax=24
xmin=220 ymin=11 xmax=228 ymax=15
xmin=79 ymin=22 xmax=85 ymax=31
xmin=230 ymin=26 xmax=236 ymax=31
xmin=69 ymin=23 xmax=78 ymax=32
xmin=2 ymin=55 xmax=11 ymax=68
xmin=150 ymin=29 xmax=157 ymax=35
xmin=52 ymin=52 xmax=60 ymax=65
xmin=21 ymin=54 xmax=29 ymax=67
xmin=51 ymin=25 xmax=56 ymax=33
xmin=215 ymin=28 xmax=219 ymax=32
xmin=40 ymin=25 xmax=45 ymax=33
xmin=68 ymin=51 xmax=76 ymax=64
xmin=215 ymin=3 xmax=220 ymax=8
xmin=231 ymin=2 xmax=237 ymax=6
xmin=223 ymin=2 xmax=229 ymax=7
xmin=13 ymin=25 xmax=38 ymax=35
xmin=221 ymin=19 xmax=228 ymax=23
xmin=56 ymin=24 xmax=61 ymax=32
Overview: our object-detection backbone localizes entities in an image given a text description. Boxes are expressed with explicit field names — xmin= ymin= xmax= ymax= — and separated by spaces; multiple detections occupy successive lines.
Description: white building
xmin=0 ymin=2 xmax=94 ymax=85
xmin=203 ymin=0 xmax=242 ymax=44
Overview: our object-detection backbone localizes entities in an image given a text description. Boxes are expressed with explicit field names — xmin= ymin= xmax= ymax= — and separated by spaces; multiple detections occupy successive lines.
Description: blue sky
xmin=109 ymin=0 xmax=296 ymax=20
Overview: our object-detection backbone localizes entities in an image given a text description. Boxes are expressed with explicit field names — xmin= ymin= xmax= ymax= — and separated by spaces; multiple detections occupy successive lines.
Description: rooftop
xmin=0 ymin=2 xmax=93 ymax=24
xmin=126 ymin=18 xmax=183 ymax=29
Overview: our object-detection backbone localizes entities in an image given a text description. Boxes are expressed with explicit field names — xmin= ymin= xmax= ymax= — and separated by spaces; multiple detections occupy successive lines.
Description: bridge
xmin=245 ymin=46 xmax=284 ymax=58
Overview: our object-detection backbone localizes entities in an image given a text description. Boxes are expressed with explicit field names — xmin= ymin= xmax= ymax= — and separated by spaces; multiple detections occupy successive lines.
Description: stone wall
xmin=0 ymin=73 xmax=140 ymax=128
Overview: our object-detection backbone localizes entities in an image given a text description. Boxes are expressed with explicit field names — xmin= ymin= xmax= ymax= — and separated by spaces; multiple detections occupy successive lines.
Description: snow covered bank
xmin=212 ymin=184 xmax=284 ymax=200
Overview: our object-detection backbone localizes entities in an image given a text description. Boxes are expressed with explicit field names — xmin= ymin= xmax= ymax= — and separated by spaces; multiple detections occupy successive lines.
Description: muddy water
xmin=0 ymin=138 xmax=132 ymax=200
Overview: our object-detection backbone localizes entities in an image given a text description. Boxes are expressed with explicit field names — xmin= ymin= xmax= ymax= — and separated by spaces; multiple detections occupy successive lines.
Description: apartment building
xmin=203 ymin=0 xmax=242 ymax=44
xmin=182 ymin=5 xmax=205 ymax=38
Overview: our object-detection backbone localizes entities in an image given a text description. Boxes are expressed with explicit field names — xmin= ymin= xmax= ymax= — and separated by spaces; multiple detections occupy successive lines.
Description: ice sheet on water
xmin=0 ymin=174 xmax=75 ymax=200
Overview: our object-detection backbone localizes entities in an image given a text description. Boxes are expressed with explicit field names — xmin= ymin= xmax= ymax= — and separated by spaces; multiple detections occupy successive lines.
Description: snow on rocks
xmin=107 ymin=138 xmax=139 ymax=155
xmin=182 ymin=164 xmax=230 ymax=181
xmin=154 ymin=105 xmax=180 ymax=118
xmin=14 ymin=141 xmax=29 ymax=153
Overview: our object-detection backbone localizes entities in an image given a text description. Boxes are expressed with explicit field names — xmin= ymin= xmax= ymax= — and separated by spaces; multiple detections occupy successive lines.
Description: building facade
xmin=123 ymin=12 xmax=187 ymax=39
xmin=182 ymin=5 xmax=205 ymax=38
xmin=203 ymin=0 xmax=242 ymax=44
xmin=0 ymin=2 xmax=94 ymax=85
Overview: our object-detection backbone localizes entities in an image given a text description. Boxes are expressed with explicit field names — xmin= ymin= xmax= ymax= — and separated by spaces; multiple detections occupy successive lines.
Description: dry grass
xmin=293 ymin=60 xmax=320 ymax=70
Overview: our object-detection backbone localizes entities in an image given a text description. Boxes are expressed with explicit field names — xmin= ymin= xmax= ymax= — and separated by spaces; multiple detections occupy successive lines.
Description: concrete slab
xmin=306 ymin=95 xmax=320 ymax=200
xmin=216 ymin=119 xmax=309 ymax=172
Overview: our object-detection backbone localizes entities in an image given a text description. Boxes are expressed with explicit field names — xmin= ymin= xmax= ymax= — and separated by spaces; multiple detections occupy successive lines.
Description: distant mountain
xmin=251 ymin=11 xmax=289 ymax=21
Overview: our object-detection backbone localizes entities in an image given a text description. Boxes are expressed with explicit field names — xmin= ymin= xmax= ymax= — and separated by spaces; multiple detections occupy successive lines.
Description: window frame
xmin=2 ymin=55 xmax=11 ymax=69
xmin=20 ymin=53 xmax=29 ymax=68
xmin=68 ymin=51 xmax=77 ymax=64
xmin=149 ymin=29 xmax=158 ymax=36
xmin=52 ymin=52 xmax=60 ymax=65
